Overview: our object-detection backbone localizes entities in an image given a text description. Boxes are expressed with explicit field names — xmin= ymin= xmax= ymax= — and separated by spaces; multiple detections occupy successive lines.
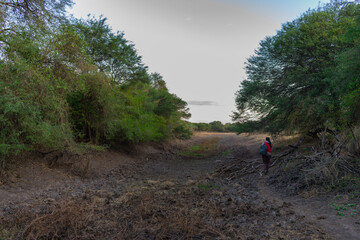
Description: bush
xmin=0 ymin=13 xmax=193 ymax=172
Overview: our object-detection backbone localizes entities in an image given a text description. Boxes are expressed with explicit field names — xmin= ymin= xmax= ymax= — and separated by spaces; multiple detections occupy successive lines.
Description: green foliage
xmin=209 ymin=121 xmax=225 ymax=132
xmin=72 ymin=16 xmax=150 ymax=86
xmin=193 ymin=123 xmax=211 ymax=132
xmin=0 ymin=0 xmax=73 ymax=48
xmin=331 ymin=201 xmax=359 ymax=219
xmin=66 ymin=68 xmax=113 ymax=144
xmin=104 ymin=81 xmax=191 ymax=143
xmin=70 ymin=16 xmax=191 ymax=144
xmin=332 ymin=15 xmax=360 ymax=125
xmin=0 ymin=80 xmax=35 ymax=155
xmin=106 ymin=113 xmax=166 ymax=143
xmin=105 ymin=96 xmax=166 ymax=143
xmin=0 ymin=0 xmax=72 ymax=22
xmin=0 ymin=4 xmax=192 ymax=171
xmin=332 ymin=175 xmax=360 ymax=193
xmin=234 ymin=1 xmax=360 ymax=134
xmin=230 ymin=121 xmax=262 ymax=134
xmin=0 ymin=25 xmax=82 ymax=157
xmin=192 ymin=121 xmax=238 ymax=132
xmin=197 ymin=182 xmax=220 ymax=191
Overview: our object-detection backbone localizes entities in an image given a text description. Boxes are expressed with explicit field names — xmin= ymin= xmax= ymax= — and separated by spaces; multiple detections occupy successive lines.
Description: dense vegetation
xmin=192 ymin=121 xmax=239 ymax=132
xmin=0 ymin=0 xmax=191 ymax=170
xmin=233 ymin=0 xmax=360 ymax=135
xmin=233 ymin=0 xmax=360 ymax=194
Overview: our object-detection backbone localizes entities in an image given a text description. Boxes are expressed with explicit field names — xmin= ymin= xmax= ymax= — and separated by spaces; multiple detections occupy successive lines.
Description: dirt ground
xmin=0 ymin=132 xmax=359 ymax=239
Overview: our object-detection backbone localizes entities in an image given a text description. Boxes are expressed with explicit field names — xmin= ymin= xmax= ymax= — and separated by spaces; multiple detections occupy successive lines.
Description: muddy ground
xmin=0 ymin=132 xmax=359 ymax=239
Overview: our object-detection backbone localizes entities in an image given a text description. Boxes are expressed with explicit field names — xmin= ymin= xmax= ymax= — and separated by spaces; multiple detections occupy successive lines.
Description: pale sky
xmin=69 ymin=0 xmax=331 ymax=123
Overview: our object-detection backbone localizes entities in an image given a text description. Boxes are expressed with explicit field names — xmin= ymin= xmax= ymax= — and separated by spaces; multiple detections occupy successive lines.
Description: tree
xmin=331 ymin=13 xmax=360 ymax=125
xmin=234 ymin=1 xmax=360 ymax=134
xmin=209 ymin=121 xmax=225 ymax=132
xmin=0 ymin=1 xmax=193 ymax=169
xmin=0 ymin=0 xmax=72 ymax=43
xmin=73 ymin=16 xmax=150 ymax=86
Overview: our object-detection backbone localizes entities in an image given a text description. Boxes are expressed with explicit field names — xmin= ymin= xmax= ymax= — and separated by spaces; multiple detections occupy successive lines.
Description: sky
xmin=69 ymin=0 xmax=331 ymax=123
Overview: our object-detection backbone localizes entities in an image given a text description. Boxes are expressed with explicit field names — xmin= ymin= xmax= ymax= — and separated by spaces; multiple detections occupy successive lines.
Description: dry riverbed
xmin=0 ymin=132 xmax=358 ymax=239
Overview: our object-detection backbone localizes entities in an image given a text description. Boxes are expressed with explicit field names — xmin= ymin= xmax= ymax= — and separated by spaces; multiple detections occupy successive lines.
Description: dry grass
xmin=1 ymin=177 xmax=328 ymax=240
xmin=0 ymin=133 xmax=332 ymax=240
xmin=178 ymin=137 xmax=221 ymax=159
xmin=23 ymin=201 xmax=89 ymax=240
xmin=1 ymin=181 xmax=234 ymax=240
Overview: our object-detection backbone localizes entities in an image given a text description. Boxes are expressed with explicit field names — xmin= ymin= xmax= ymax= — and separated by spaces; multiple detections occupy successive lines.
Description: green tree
xmin=0 ymin=0 xmax=72 ymax=46
xmin=234 ymin=1 xmax=360 ymax=134
xmin=331 ymin=14 xmax=360 ymax=125
xmin=73 ymin=16 xmax=149 ymax=86
xmin=193 ymin=123 xmax=210 ymax=132
xmin=209 ymin=121 xmax=225 ymax=132
xmin=0 ymin=1 xmax=193 ymax=173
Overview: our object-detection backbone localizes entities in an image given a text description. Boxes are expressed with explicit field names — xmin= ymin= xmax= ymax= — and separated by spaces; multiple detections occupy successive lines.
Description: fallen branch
xmin=271 ymin=137 xmax=304 ymax=166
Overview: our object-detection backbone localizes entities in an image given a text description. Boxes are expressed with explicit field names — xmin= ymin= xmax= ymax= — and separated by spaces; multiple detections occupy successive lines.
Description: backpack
xmin=259 ymin=143 xmax=267 ymax=155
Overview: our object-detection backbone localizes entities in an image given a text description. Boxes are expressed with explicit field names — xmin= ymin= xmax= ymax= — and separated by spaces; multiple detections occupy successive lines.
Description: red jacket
xmin=264 ymin=141 xmax=273 ymax=153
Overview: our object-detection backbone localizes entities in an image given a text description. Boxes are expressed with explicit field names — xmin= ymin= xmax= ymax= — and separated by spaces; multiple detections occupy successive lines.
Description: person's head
xmin=266 ymin=137 xmax=270 ymax=142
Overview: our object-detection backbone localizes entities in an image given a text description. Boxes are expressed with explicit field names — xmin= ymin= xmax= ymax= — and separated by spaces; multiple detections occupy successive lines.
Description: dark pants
xmin=262 ymin=154 xmax=271 ymax=172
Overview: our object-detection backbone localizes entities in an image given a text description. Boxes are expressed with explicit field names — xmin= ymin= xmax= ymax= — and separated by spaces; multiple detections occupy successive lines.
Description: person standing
xmin=260 ymin=137 xmax=273 ymax=174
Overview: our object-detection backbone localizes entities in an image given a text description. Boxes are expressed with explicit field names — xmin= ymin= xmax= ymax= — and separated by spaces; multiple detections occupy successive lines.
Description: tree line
xmin=0 ymin=0 xmax=192 ymax=167
xmin=191 ymin=121 xmax=238 ymax=132
xmin=233 ymin=0 xmax=360 ymax=136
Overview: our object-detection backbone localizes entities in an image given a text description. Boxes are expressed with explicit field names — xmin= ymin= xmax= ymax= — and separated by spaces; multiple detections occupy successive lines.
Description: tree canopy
xmin=0 ymin=2 xmax=192 ymax=166
xmin=72 ymin=16 xmax=150 ymax=86
xmin=234 ymin=0 xmax=360 ymax=134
